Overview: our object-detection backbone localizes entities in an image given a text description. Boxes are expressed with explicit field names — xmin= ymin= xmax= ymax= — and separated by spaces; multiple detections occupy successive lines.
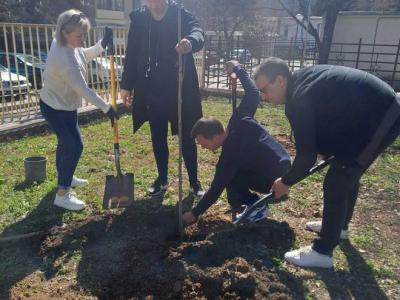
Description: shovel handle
xmin=234 ymin=157 xmax=334 ymax=224
xmin=230 ymin=73 xmax=237 ymax=112
xmin=107 ymin=35 xmax=119 ymax=145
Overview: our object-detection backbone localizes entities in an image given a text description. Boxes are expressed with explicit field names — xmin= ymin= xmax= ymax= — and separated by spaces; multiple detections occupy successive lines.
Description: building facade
xmin=95 ymin=0 xmax=142 ymax=28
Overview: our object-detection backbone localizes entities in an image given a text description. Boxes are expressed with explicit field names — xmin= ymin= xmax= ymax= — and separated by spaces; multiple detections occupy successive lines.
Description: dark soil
xmin=2 ymin=196 xmax=306 ymax=300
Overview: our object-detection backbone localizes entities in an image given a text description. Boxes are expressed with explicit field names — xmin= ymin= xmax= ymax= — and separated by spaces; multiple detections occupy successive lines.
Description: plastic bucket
xmin=24 ymin=156 xmax=47 ymax=182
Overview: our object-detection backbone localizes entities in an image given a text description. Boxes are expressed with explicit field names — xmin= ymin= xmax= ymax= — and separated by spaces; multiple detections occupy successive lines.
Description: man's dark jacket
xmin=191 ymin=66 xmax=291 ymax=217
xmin=120 ymin=1 xmax=204 ymax=134
xmin=282 ymin=65 xmax=399 ymax=186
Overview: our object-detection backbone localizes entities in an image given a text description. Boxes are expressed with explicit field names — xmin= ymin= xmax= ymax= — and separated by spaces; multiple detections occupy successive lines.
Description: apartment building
xmin=95 ymin=0 xmax=142 ymax=28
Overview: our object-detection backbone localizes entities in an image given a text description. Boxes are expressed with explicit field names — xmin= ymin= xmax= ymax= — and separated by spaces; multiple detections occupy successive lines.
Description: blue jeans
xmin=40 ymin=100 xmax=83 ymax=189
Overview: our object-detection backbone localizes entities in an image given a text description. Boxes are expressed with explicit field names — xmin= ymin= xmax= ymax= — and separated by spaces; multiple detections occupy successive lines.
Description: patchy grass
xmin=0 ymin=97 xmax=399 ymax=299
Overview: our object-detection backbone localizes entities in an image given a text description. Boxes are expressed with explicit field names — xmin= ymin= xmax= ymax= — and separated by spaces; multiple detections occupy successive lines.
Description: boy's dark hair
xmin=191 ymin=117 xmax=224 ymax=139
xmin=254 ymin=57 xmax=290 ymax=83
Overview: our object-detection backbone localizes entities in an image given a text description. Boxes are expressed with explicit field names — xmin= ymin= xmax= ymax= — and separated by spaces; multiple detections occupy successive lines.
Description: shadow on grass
xmin=313 ymin=240 xmax=389 ymax=299
xmin=0 ymin=189 xmax=67 ymax=300
xmin=14 ymin=180 xmax=45 ymax=191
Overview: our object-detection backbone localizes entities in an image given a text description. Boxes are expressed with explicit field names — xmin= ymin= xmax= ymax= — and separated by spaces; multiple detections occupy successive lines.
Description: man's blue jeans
xmin=40 ymin=100 xmax=83 ymax=189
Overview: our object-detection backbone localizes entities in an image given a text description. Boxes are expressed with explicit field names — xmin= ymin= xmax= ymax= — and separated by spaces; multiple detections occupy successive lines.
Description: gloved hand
xmin=106 ymin=106 xmax=119 ymax=126
xmin=101 ymin=26 xmax=113 ymax=50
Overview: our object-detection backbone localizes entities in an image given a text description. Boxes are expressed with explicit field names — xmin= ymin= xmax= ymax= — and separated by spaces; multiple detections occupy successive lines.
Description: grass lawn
xmin=0 ymin=98 xmax=399 ymax=299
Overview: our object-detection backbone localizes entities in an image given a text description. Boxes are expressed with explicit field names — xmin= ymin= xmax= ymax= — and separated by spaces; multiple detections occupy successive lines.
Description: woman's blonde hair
xmin=55 ymin=9 xmax=91 ymax=46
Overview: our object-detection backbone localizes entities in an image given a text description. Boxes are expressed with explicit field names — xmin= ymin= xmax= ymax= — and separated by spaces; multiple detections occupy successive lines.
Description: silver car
xmin=0 ymin=65 xmax=31 ymax=102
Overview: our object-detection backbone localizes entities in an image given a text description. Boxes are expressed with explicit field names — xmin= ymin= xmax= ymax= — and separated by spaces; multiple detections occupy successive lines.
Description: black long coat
xmin=120 ymin=1 xmax=204 ymax=134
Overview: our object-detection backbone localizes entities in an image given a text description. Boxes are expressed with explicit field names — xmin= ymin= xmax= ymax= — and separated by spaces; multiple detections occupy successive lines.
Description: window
xmin=97 ymin=0 xmax=124 ymax=11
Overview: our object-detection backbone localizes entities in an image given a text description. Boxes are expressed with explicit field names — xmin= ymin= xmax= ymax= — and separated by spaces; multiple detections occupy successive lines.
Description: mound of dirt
xmin=32 ymin=196 xmax=303 ymax=299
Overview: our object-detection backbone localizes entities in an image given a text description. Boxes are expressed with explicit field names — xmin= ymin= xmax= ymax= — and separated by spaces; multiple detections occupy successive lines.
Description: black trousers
xmin=313 ymin=118 xmax=400 ymax=256
xmin=146 ymin=92 xmax=198 ymax=185
xmin=227 ymin=160 xmax=292 ymax=211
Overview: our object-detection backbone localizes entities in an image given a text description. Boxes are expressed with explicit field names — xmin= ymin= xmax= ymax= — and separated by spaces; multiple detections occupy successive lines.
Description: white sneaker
xmin=284 ymin=245 xmax=333 ymax=268
xmin=71 ymin=176 xmax=89 ymax=188
xmin=54 ymin=192 xmax=86 ymax=211
xmin=306 ymin=220 xmax=349 ymax=239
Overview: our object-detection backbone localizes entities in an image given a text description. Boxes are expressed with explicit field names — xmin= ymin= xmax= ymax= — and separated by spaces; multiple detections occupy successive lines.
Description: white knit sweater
xmin=40 ymin=39 xmax=111 ymax=113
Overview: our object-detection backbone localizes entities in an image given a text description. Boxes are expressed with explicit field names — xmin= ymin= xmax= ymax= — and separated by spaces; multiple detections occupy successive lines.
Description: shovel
xmin=234 ymin=157 xmax=334 ymax=224
xmin=230 ymin=73 xmax=237 ymax=113
xmin=103 ymin=33 xmax=134 ymax=209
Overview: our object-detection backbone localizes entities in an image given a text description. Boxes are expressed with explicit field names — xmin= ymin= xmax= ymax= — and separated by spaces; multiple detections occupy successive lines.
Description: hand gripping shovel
xmin=103 ymin=31 xmax=134 ymax=209
xmin=234 ymin=157 xmax=334 ymax=224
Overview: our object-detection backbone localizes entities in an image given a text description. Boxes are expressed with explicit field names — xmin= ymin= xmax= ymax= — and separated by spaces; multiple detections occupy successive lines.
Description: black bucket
xmin=24 ymin=156 xmax=47 ymax=182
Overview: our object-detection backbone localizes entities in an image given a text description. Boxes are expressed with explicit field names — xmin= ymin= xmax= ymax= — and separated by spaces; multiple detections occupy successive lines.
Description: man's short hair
xmin=254 ymin=57 xmax=290 ymax=83
xmin=191 ymin=117 xmax=224 ymax=139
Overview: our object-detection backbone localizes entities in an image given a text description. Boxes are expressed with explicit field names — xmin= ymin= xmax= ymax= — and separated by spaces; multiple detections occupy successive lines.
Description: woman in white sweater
xmin=40 ymin=9 xmax=117 ymax=211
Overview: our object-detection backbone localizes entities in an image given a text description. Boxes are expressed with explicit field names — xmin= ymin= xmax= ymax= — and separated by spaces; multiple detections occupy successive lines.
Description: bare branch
xmin=277 ymin=0 xmax=321 ymax=45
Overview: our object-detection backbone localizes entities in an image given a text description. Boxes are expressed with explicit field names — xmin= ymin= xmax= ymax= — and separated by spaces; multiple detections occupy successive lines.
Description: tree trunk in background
xmin=0 ymin=0 xmax=12 ymax=22
xmin=318 ymin=1 xmax=345 ymax=64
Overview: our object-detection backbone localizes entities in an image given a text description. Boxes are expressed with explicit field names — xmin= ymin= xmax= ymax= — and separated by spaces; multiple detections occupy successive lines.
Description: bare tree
xmin=277 ymin=0 xmax=352 ymax=64
xmin=185 ymin=0 xmax=261 ymax=59
xmin=7 ymin=0 xmax=95 ymax=24
xmin=0 ymin=0 xmax=12 ymax=22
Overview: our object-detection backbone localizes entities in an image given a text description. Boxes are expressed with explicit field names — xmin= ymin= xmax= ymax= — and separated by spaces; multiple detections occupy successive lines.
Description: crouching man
xmin=182 ymin=60 xmax=291 ymax=225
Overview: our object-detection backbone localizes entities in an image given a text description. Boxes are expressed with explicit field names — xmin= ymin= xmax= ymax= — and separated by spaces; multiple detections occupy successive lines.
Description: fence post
xmin=200 ymin=47 xmax=206 ymax=88
xmin=391 ymin=39 xmax=400 ymax=85
xmin=217 ymin=35 xmax=222 ymax=89
xmin=206 ymin=35 xmax=211 ymax=88
xmin=355 ymin=38 xmax=362 ymax=69
xmin=288 ymin=37 xmax=294 ymax=72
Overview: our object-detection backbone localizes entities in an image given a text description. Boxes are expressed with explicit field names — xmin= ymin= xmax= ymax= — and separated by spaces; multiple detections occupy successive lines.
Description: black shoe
xmin=147 ymin=177 xmax=168 ymax=196
xmin=189 ymin=181 xmax=205 ymax=197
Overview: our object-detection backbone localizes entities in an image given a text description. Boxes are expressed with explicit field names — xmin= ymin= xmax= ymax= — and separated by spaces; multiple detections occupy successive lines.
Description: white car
xmin=0 ymin=65 xmax=31 ymax=101
xmin=88 ymin=56 xmax=123 ymax=85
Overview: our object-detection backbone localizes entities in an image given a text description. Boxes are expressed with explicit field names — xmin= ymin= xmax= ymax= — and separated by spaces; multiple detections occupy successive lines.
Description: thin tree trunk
xmin=318 ymin=1 xmax=343 ymax=64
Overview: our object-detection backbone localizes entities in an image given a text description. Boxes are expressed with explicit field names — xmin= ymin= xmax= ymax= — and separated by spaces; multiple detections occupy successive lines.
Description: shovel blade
xmin=103 ymin=173 xmax=134 ymax=209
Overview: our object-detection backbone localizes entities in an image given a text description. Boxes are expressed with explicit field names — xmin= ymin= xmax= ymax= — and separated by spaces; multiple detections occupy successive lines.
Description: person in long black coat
xmin=120 ymin=0 xmax=205 ymax=196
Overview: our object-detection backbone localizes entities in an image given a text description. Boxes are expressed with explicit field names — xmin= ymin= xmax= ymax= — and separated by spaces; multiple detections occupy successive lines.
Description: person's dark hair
xmin=254 ymin=57 xmax=290 ymax=83
xmin=191 ymin=117 xmax=224 ymax=139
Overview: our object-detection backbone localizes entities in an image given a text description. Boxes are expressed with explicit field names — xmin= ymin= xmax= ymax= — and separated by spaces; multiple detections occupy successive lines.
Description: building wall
xmin=330 ymin=13 xmax=400 ymax=84
xmin=332 ymin=14 xmax=400 ymax=44
xmin=95 ymin=0 xmax=142 ymax=28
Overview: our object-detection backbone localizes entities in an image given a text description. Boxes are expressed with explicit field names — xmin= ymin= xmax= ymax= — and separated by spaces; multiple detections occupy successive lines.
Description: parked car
xmin=0 ymin=52 xmax=45 ymax=89
xmin=231 ymin=48 xmax=252 ymax=63
xmin=88 ymin=56 xmax=123 ymax=85
xmin=32 ymin=50 xmax=48 ymax=64
xmin=0 ymin=65 xmax=31 ymax=101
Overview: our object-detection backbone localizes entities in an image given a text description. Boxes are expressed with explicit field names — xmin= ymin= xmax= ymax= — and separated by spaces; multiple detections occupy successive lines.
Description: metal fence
xmin=202 ymin=35 xmax=400 ymax=92
xmin=328 ymin=38 xmax=400 ymax=90
xmin=2 ymin=22 xmax=400 ymax=127
xmin=203 ymin=35 xmax=319 ymax=89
